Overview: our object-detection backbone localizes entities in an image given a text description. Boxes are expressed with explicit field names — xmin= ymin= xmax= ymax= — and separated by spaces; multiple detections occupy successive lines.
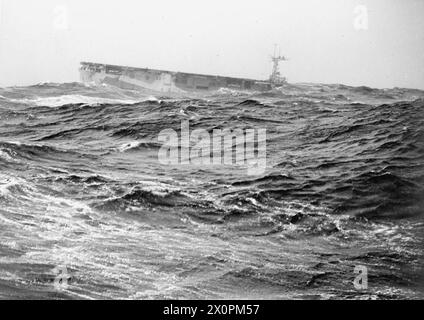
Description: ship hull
xmin=80 ymin=62 xmax=272 ymax=93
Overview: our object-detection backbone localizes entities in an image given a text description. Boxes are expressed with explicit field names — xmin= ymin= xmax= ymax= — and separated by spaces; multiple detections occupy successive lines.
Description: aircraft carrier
xmin=80 ymin=51 xmax=288 ymax=93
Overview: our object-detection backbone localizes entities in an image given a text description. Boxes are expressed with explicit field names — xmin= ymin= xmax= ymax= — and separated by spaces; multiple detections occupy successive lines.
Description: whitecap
xmin=0 ymin=148 xmax=17 ymax=163
xmin=9 ymin=94 xmax=143 ymax=108
xmin=0 ymin=174 xmax=23 ymax=196
xmin=117 ymin=141 xmax=142 ymax=152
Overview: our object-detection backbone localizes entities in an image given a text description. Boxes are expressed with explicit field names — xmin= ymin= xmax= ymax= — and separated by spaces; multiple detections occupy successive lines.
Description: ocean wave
xmin=333 ymin=170 xmax=424 ymax=219
xmin=91 ymin=184 xmax=195 ymax=213
xmin=0 ymin=141 xmax=83 ymax=162
xmin=10 ymin=94 xmax=140 ymax=108
xmin=1 ymin=81 xmax=424 ymax=299
xmin=215 ymin=88 xmax=253 ymax=96
xmin=237 ymin=99 xmax=265 ymax=107
xmin=0 ymin=174 xmax=25 ymax=197
xmin=117 ymin=141 xmax=162 ymax=152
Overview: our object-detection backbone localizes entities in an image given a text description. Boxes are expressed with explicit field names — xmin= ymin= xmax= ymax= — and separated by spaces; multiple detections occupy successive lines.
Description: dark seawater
xmin=0 ymin=82 xmax=423 ymax=299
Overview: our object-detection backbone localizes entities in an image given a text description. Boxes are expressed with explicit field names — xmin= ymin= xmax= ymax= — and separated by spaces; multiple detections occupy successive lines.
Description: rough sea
xmin=0 ymin=82 xmax=423 ymax=299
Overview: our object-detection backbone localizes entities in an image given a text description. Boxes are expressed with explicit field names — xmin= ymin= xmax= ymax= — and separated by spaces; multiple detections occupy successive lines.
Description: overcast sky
xmin=0 ymin=0 xmax=423 ymax=89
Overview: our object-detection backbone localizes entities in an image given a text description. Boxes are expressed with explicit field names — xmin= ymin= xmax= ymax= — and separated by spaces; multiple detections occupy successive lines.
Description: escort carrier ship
xmin=80 ymin=51 xmax=288 ymax=93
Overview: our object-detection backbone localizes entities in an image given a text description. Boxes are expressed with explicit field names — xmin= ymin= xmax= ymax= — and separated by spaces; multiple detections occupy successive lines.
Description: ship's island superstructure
xmin=80 ymin=50 xmax=288 ymax=93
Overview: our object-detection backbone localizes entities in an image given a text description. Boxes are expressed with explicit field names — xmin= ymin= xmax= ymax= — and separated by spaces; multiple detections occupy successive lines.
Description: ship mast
xmin=270 ymin=45 xmax=288 ymax=86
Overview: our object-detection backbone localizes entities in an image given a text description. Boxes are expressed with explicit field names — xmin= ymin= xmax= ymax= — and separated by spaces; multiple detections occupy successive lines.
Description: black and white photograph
xmin=0 ymin=0 xmax=423 ymax=303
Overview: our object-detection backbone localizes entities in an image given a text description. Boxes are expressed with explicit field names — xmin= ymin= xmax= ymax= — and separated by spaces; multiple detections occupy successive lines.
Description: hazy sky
xmin=0 ymin=0 xmax=423 ymax=89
